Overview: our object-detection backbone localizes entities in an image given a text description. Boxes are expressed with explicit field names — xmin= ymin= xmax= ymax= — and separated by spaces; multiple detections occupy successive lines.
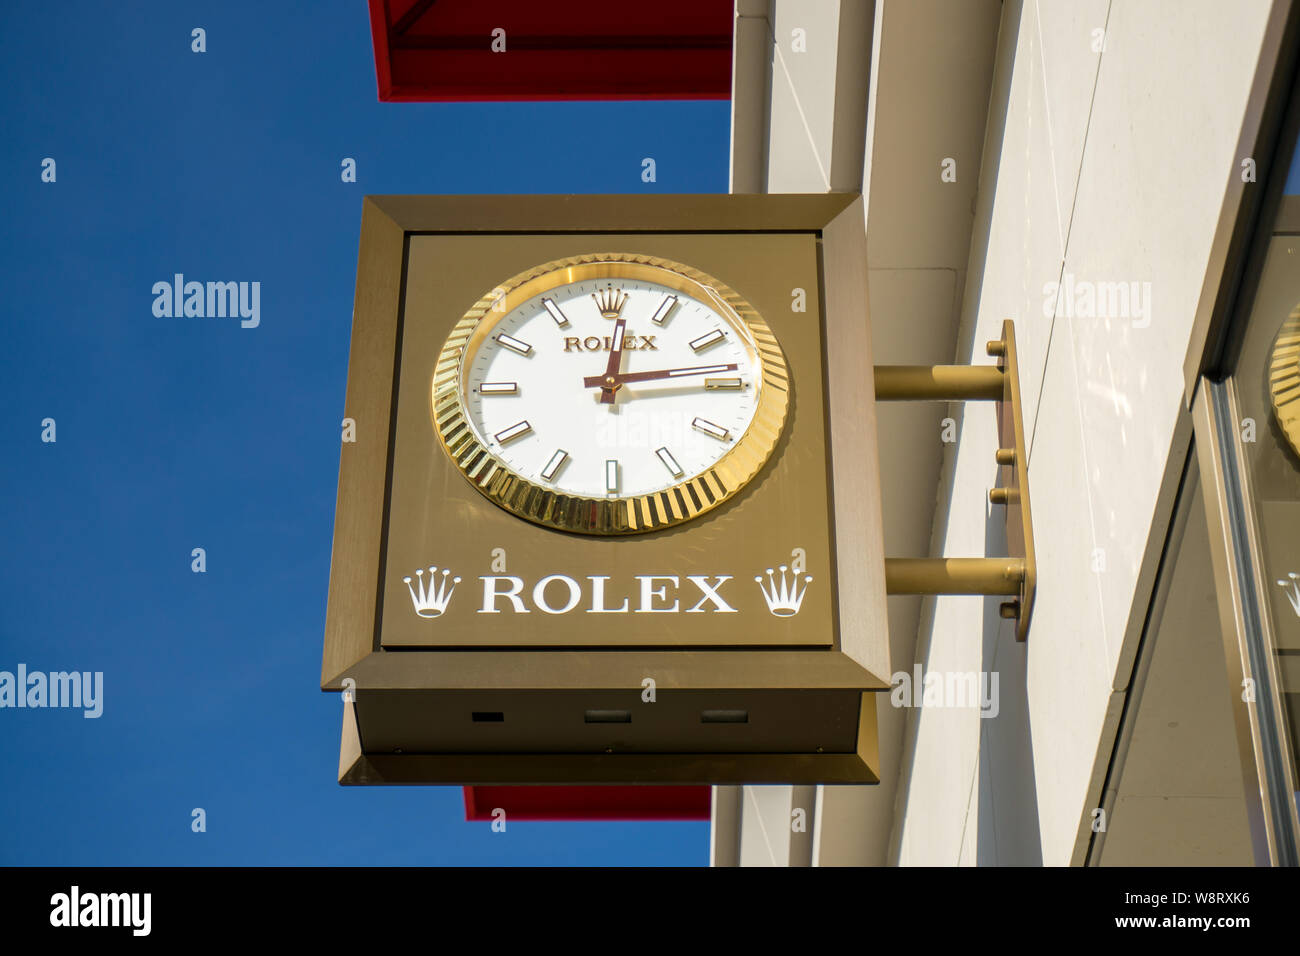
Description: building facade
xmin=714 ymin=0 xmax=1300 ymax=866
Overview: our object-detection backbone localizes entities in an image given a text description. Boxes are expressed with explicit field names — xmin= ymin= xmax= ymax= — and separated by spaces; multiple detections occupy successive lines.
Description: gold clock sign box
xmin=322 ymin=195 xmax=891 ymax=785
xmin=386 ymin=234 xmax=831 ymax=648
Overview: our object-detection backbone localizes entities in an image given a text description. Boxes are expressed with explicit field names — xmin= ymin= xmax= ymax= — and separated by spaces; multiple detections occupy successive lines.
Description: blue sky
xmin=1287 ymin=135 xmax=1300 ymax=194
xmin=0 ymin=2 xmax=726 ymax=865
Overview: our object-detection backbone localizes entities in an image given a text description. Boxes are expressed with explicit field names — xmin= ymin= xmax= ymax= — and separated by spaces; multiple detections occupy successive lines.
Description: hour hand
xmin=583 ymin=362 xmax=740 ymax=389
xmin=592 ymin=285 xmax=629 ymax=404
xmin=597 ymin=317 xmax=627 ymax=404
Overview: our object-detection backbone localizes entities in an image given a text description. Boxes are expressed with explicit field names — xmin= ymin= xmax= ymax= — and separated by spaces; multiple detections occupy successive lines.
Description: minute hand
xmin=583 ymin=362 xmax=739 ymax=388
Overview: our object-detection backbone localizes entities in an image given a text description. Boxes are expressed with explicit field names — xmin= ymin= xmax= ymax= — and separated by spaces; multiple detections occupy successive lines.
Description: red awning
xmin=464 ymin=786 xmax=711 ymax=821
xmin=368 ymin=0 xmax=734 ymax=101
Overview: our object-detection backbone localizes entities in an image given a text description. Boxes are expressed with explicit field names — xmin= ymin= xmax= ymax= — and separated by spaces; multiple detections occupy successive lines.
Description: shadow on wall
xmin=976 ymin=481 xmax=1043 ymax=864
xmin=961 ymin=0 xmax=1042 ymax=865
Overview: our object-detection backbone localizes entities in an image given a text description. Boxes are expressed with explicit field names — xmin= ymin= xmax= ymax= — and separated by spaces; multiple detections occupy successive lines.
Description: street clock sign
xmin=322 ymin=194 xmax=892 ymax=784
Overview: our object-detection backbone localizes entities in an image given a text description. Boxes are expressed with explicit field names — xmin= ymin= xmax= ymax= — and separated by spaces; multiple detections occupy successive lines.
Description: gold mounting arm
xmin=884 ymin=558 xmax=1025 ymax=596
xmin=873 ymin=320 xmax=1037 ymax=642
xmin=873 ymin=365 xmax=1005 ymax=401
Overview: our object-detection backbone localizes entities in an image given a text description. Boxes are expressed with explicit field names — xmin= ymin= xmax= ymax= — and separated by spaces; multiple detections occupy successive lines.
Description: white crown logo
xmin=404 ymin=566 xmax=461 ymax=618
xmin=755 ymin=565 xmax=813 ymax=617
xmin=1277 ymin=572 xmax=1300 ymax=618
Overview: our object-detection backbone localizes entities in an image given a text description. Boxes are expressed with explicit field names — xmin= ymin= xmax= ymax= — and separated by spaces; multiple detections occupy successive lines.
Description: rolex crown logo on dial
xmin=431 ymin=253 xmax=791 ymax=534
xmin=592 ymin=284 xmax=628 ymax=319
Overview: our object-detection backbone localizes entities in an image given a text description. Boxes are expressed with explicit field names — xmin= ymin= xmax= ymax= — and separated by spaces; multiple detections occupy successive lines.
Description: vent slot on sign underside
xmin=472 ymin=712 xmax=504 ymax=722
xmin=702 ymin=709 xmax=748 ymax=724
xmin=584 ymin=710 xmax=632 ymax=723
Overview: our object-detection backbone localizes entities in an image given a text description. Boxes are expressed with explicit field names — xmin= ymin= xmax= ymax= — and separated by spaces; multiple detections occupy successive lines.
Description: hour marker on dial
xmin=496 ymin=333 xmax=532 ymax=355
xmin=704 ymin=377 xmax=744 ymax=390
xmin=648 ymin=294 xmax=678 ymax=326
xmin=605 ymin=459 xmax=619 ymax=494
xmin=656 ymin=446 xmax=684 ymax=478
xmin=479 ymin=382 xmax=518 ymax=394
xmin=692 ymin=417 xmax=731 ymax=441
xmin=541 ymin=298 xmax=570 ymax=328
xmin=689 ymin=328 xmax=725 ymax=352
xmin=494 ymin=420 xmax=533 ymax=444
xmin=540 ymin=449 xmax=569 ymax=481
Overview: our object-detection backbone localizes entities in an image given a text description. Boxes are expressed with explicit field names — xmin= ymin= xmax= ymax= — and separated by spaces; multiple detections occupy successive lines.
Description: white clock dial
xmin=461 ymin=276 xmax=761 ymax=498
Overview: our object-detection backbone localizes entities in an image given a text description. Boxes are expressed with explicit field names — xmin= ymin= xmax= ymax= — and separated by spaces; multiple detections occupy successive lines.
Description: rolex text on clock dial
xmin=432 ymin=254 xmax=791 ymax=534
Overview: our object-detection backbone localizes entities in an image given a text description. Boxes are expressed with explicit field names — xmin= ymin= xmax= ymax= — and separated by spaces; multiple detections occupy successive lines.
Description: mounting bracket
xmin=874 ymin=319 xmax=1036 ymax=642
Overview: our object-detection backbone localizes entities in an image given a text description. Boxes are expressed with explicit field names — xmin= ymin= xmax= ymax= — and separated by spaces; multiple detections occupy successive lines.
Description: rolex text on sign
xmin=400 ymin=561 xmax=813 ymax=619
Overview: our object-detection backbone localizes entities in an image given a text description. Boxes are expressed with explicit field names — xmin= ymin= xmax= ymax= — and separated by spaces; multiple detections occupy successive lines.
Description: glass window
xmin=1224 ymin=102 xmax=1300 ymax=839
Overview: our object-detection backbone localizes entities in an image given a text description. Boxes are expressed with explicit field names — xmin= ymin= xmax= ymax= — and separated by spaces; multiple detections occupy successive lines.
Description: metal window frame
xmin=1194 ymin=379 xmax=1300 ymax=865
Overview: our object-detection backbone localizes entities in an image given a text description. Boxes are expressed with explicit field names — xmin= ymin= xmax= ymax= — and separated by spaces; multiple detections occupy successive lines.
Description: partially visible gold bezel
xmin=430 ymin=252 xmax=791 ymax=535
xmin=1269 ymin=302 xmax=1300 ymax=461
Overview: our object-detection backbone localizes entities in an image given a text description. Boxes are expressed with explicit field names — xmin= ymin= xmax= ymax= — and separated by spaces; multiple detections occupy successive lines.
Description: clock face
xmin=431 ymin=254 xmax=790 ymax=534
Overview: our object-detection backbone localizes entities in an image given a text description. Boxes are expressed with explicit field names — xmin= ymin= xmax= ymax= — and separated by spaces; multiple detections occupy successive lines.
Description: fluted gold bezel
xmin=1269 ymin=303 xmax=1300 ymax=461
xmin=430 ymin=253 xmax=791 ymax=534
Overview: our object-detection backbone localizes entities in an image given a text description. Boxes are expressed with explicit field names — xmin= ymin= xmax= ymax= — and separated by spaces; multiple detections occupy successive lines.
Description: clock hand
xmin=596 ymin=315 xmax=628 ymax=405
xmin=583 ymin=362 xmax=740 ymax=389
